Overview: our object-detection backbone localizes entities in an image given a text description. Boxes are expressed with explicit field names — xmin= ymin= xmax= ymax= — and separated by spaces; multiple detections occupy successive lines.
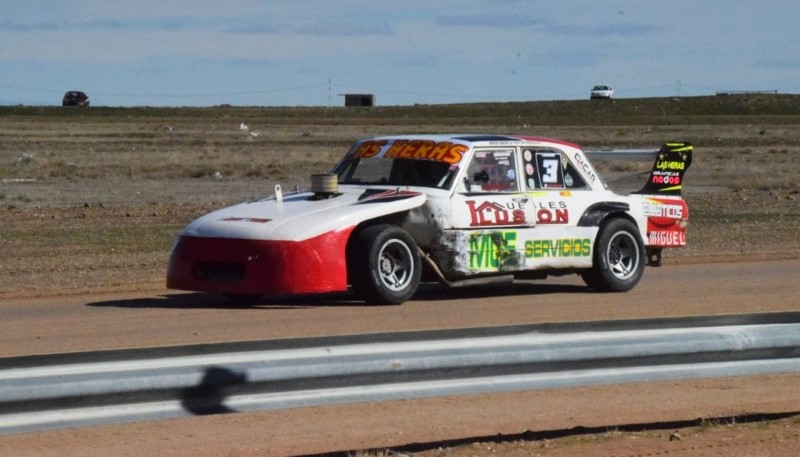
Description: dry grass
xmin=1 ymin=96 xmax=799 ymax=296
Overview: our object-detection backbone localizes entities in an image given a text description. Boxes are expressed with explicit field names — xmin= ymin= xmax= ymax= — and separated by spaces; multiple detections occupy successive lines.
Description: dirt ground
xmin=2 ymin=118 xmax=799 ymax=297
xmin=0 ymin=374 xmax=798 ymax=456
xmin=0 ymin=260 xmax=799 ymax=455
xmin=0 ymin=101 xmax=799 ymax=455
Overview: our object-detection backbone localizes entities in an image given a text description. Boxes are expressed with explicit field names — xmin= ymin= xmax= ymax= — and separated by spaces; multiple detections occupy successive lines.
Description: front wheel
xmin=581 ymin=218 xmax=645 ymax=292
xmin=349 ymin=225 xmax=421 ymax=305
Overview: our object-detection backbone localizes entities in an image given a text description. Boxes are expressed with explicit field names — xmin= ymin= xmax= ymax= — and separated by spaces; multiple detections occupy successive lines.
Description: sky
xmin=1 ymin=0 xmax=799 ymax=107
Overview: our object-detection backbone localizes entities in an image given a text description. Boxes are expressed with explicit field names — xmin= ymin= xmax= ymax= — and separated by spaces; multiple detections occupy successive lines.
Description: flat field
xmin=1 ymin=95 xmax=798 ymax=297
xmin=1 ymin=94 xmax=799 ymax=457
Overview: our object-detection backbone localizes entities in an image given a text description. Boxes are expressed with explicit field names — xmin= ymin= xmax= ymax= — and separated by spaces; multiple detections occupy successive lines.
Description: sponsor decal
xmin=572 ymin=152 xmax=597 ymax=184
xmin=642 ymin=201 xmax=683 ymax=219
xmin=353 ymin=140 xmax=387 ymax=159
xmin=524 ymin=238 xmax=592 ymax=258
xmin=469 ymin=231 xmax=518 ymax=269
xmin=655 ymin=160 xmax=686 ymax=171
xmin=637 ymin=144 xmax=691 ymax=195
xmin=353 ymin=139 xmax=467 ymax=165
xmin=534 ymin=200 xmax=569 ymax=224
xmin=537 ymin=208 xmax=568 ymax=224
xmin=644 ymin=198 xmax=688 ymax=247
xmin=648 ymin=230 xmax=686 ymax=246
xmin=644 ymin=198 xmax=688 ymax=232
xmin=466 ymin=200 xmax=527 ymax=227
xmin=650 ymin=171 xmax=682 ymax=186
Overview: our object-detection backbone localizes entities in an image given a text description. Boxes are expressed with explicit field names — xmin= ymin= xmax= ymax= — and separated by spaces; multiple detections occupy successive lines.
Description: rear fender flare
xmin=577 ymin=202 xmax=631 ymax=227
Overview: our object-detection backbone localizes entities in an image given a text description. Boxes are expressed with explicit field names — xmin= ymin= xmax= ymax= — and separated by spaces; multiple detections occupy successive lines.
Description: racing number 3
xmin=537 ymin=153 xmax=564 ymax=188
xmin=540 ymin=158 xmax=559 ymax=184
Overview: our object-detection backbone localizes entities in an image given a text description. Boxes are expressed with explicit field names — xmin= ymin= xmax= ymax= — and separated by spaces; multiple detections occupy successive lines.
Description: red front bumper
xmin=166 ymin=227 xmax=355 ymax=295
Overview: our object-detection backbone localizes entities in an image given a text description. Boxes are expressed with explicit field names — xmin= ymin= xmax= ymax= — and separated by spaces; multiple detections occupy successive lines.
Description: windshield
xmin=332 ymin=138 xmax=467 ymax=189
xmin=333 ymin=157 xmax=458 ymax=189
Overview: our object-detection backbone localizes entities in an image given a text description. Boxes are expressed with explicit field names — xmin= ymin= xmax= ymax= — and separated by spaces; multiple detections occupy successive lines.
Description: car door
xmin=449 ymin=148 xmax=537 ymax=273
xmin=519 ymin=146 xmax=595 ymax=268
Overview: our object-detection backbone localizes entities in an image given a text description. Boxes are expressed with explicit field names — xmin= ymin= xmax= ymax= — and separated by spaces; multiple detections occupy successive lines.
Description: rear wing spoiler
xmin=586 ymin=142 xmax=693 ymax=196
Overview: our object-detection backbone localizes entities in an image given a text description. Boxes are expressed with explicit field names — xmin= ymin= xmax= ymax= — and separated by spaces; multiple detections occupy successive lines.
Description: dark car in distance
xmin=62 ymin=91 xmax=90 ymax=107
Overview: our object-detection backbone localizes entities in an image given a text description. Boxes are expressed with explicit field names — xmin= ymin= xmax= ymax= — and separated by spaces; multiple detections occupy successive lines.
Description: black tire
xmin=581 ymin=218 xmax=645 ymax=292
xmin=349 ymin=225 xmax=421 ymax=305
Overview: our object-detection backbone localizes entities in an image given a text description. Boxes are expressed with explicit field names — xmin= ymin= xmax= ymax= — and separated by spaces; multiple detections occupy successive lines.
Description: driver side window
xmin=465 ymin=149 xmax=518 ymax=192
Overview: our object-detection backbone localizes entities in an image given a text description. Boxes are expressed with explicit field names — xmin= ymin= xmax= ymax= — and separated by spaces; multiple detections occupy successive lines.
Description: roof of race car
xmin=363 ymin=134 xmax=581 ymax=149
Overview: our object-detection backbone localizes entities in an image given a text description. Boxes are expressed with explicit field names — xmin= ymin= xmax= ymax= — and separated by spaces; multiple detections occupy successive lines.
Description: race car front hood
xmin=180 ymin=187 xmax=427 ymax=241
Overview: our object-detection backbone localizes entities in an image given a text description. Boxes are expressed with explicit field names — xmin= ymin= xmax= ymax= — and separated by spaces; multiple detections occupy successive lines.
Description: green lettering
xmin=562 ymin=239 xmax=572 ymax=256
xmin=525 ymin=238 xmax=592 ymax=258
xmin=535 ymin=240 xmax=544 ymax=257
xmin=548 ymin=240 xmax=557 ymax=257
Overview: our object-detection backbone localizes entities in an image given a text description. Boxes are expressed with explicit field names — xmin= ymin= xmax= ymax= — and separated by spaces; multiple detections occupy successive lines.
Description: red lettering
xmin=537 ymin=209 xmax=552 ymax=223
xmin=467 ymin=200 xmax=526 ymax=227
xmin=467 ymin=200 xmax=483 ymax=226
xmin=537 ymin=208 xmax=569 ymax=224
xmin=495 ymin=210 xmax=509 ymax=224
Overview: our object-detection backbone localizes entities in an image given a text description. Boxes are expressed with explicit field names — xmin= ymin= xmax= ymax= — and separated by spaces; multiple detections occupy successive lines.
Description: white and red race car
xmin=167 ymin=135 xmax=692 ymax=304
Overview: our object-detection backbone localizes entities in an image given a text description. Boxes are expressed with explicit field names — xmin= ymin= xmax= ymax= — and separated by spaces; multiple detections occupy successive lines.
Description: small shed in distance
xmin=342 ymin=93 xmax=374 ymax=107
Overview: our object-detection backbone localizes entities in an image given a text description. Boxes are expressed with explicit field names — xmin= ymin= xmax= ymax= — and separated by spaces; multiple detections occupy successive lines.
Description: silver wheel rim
xmin=377 ymin=239 xmax=414 ymax=291
xmin=606 ymin=231 xmax=639 ymax=280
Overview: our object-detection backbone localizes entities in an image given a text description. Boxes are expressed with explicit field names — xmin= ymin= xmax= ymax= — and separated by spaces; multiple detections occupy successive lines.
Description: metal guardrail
xmin=1 ymin=313 xmax=799 ymax=435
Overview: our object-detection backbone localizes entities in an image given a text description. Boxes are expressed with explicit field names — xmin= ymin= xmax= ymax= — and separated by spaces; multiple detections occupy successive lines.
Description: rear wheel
xmin=349 ymin=225 xmax=421 ymax=305
xmin=581 ymin=218 xmax=645 ymax=292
